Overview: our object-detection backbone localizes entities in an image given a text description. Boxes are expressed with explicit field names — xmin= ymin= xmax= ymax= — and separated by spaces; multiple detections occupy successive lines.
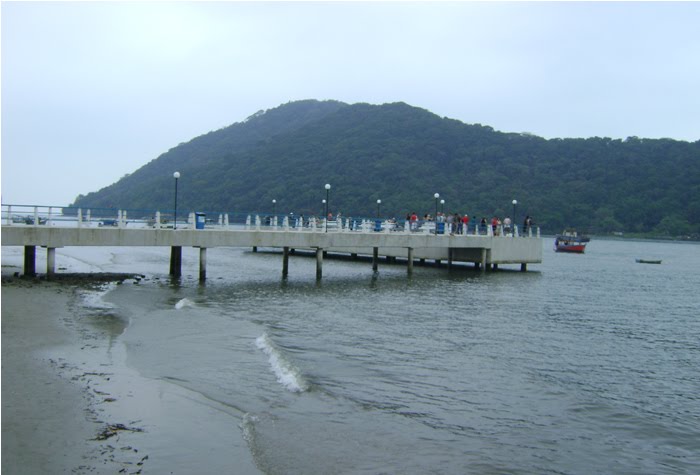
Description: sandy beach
xmin=2 ymin=280 xmax=102 ymax=474
xmin=1 ymin=248 xmax=260 ymax=474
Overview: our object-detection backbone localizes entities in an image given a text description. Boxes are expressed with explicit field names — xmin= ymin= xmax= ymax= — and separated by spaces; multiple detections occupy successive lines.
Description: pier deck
xmin=2 ymin=222 xmax=542 ymax=279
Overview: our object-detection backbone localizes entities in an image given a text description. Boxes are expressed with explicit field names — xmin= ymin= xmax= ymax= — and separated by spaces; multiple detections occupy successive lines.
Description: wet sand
xmin=2 ymin=280 xmax=100 ymax=474
xmin=1 ymin=248 xmax=259 ymax=474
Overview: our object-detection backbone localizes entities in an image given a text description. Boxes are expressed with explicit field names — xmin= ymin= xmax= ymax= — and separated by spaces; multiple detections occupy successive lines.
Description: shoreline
xmin=2 ymin=249 xmax=260 ymax=474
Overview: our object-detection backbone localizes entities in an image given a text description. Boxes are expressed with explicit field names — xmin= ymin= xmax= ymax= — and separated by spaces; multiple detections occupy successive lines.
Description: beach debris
xmin=94 ymin=423 xmax=144 ymax=441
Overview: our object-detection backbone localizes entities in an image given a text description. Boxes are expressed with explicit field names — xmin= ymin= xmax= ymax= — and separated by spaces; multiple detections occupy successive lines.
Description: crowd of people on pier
xmin=403 ymin=211 xmax=534 ymax=235
xmin=267 ymin=209 xmax=535 ymax=236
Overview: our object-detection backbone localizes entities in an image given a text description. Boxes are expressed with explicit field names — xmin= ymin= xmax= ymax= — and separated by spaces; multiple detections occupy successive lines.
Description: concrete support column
xmin=170 ymin=246 xmax=182 ymax=277
xmin=521 ymin=263 xmax=528 ymax=272
xmin=493 ymin=263 xmax=499 ymax=271
xmin=199 ymin=247 xmax=207 ymax=281
xmin=316 ymin=248 xmax=323 ymax=280
xmin=24 ymin=246 xmax=36 ymax=276
xmin=372 ymin=247 xmax=379 ymax=272
xmin=47 ymin=247 xmax=56 ymax=276
xmin=407 ymin=247 xmax=414 ymax=275
xmin=282 ymin=247 xmax=290 ymax=278
xmin=480 ymin=248 xmax=487 ymax=273
xmin=448 ymin=248 xmax=453 ymax=269
xmin=253 ymin=246 xmax=258 ymax=253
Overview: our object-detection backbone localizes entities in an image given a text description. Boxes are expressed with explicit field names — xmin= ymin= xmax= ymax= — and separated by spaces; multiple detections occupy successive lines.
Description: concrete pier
xmin=3 ymin=221 xmax=542 ymax=280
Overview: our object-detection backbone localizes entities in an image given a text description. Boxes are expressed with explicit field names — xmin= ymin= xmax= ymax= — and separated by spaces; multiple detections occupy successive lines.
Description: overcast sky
xmin=2 ymin=1 xmax=699 ymax=206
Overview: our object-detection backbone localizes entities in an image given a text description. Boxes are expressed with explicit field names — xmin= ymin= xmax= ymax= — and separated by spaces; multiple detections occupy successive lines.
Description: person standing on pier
xmin=504 ymin=216 xmax=512 ymax=235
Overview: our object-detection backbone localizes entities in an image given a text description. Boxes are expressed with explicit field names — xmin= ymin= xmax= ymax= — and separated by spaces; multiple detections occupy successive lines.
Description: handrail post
xmin=6 ymin=205 xmax=11 ymax=226
xmin=77 ymin=208 xmax=82 ymax=229
xmin=34 ymin=207 xmax=39 ymax=227
xmin=155 ymin=211 xmax=161 ymax=229
xmin=48 ymin=207 xmax=52 ymax=227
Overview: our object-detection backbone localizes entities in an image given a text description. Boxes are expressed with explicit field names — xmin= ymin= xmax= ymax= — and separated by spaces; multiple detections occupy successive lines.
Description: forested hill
xmin=70 ymin=100 xmax=700 ymax=237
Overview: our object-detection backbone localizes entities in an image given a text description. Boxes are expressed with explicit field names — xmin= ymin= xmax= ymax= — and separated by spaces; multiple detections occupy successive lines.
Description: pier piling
xmin=282 ymin=247 xmax=290 ymax=278
xmin=24 ymin=245 xmax=36 ymax=277
xmin=199 ymin=247 xmax=207 ymax=281
xmin=47 ymin=247 xmax=56 ymax=276
xmin=170 ymin=246 xmax=182 ymax=277
xmin=316 ymin=248 xmax=323 ymax=280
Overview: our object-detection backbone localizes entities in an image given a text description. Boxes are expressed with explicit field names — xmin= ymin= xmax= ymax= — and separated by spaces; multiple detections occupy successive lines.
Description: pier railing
xmin=1 ymin=204 xmax=540 ymax=238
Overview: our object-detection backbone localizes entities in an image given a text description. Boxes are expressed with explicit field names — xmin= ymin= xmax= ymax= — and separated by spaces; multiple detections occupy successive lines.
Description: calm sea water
xmin=90 ymin=238 xmax=699 ymax=474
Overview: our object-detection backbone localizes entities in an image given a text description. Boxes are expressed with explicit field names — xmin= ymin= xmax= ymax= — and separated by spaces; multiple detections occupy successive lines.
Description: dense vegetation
xmin=71 ymin=100 xmax=700 ymax=238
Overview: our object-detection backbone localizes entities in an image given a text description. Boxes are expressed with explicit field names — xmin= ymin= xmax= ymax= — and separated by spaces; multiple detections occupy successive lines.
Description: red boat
xmin=555 ymin=229 xmax=590 ymax=253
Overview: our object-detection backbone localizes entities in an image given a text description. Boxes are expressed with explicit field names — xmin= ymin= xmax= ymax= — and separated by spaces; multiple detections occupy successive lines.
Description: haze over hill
xmin=71 ymin=100 xmax=700 ymax=237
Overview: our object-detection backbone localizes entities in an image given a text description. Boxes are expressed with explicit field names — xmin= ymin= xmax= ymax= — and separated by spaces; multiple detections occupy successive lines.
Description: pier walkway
xmin=2 ymin=205 xmax=542 ymax=280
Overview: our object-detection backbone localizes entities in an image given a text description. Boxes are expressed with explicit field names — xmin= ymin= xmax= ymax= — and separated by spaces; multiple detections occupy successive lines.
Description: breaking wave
xmin=255 ymin=333 xmax=308 ymax=393
xmin=175 ymin=298 xmax=195 ymax=310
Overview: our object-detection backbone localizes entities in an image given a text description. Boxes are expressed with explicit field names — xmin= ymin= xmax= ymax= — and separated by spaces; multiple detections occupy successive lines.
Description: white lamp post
xmin=434 ymin=193 xmax=440 ymax=235
xmin=324 ymin=184 xmax=331 ymax=232
xmin=173 ymin=171 xmax=180 ymax=230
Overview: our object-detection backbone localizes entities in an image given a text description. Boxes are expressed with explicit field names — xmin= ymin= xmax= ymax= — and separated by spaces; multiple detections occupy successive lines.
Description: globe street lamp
xmin=512 ymin=199 xmax=518 ymax=236
xmin=376 ymin=199 xmax=381 ymax=219
xmin=272 ymin=199 xmax=277 ymax=227
xmin=434 ymin=193 xmax=440 ymax=235
xmin=440 ymin=199 xmax=445 ymax=214
xmin=173 ymin=171 xmax=180 ymax=230
xmin=324 ymin=184 xmax=331 ymax=232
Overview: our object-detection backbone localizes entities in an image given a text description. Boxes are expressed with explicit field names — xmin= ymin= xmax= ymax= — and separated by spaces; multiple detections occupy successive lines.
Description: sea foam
xmin=255 ymin=333 xmax=308 ymax=393
xmin=174 ymin=298 xmax=194 ymax=310
xmin=77 ymin=283 xmax=117 ymax=310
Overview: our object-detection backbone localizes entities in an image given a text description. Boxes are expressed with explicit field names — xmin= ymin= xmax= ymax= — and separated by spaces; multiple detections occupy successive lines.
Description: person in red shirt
xmin=461 ymin=214 xmax=470 ymax=235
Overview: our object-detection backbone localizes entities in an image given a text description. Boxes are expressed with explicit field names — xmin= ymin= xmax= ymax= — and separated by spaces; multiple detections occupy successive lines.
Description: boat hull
xmin=555 ymin=244 xmax=586 ymax=253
